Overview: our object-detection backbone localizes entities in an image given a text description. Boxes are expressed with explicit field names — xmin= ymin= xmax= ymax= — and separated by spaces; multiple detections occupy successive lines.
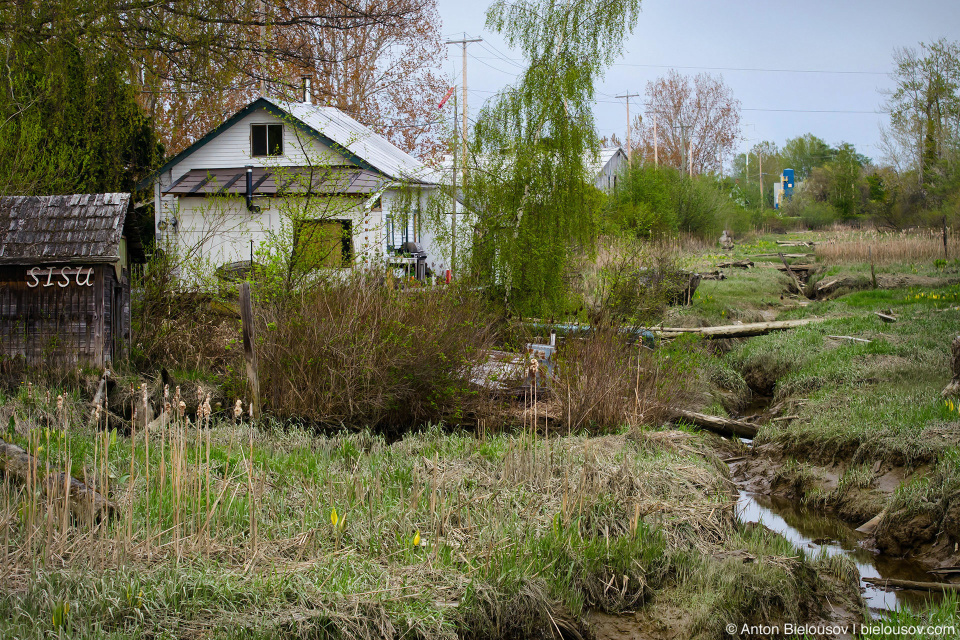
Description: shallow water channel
xmin=736 ymin=490 xmax=942 ymax=613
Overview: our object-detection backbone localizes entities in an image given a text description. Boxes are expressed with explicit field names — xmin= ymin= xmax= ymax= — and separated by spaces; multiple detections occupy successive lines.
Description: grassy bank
xmin=0 ymin=382 xmax=856 ymax=639
xmin=666 ymin=229 xmax=960 ymax=575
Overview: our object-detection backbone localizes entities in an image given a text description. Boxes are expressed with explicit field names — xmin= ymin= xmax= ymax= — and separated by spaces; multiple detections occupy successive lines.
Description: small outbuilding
xmin=0 ymin=193 xmax=139 ymax=368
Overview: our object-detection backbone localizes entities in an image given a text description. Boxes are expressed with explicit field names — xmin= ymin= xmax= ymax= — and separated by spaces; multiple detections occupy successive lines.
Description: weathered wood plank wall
xmin=0 ymin=265 xmax=119 ymax=368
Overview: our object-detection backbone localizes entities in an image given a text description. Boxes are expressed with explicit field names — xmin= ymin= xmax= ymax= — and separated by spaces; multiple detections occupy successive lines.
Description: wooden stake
xmin=239 ymin=282 xmax=261 ymax=420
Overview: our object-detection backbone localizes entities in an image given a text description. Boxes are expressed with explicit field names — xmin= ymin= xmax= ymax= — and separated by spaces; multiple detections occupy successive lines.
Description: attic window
xmin=252 ymin=124 xmax=283 ymax=157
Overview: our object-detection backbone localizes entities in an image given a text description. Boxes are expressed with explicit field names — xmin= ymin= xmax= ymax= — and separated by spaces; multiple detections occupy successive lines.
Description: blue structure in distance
xmin=774 ymin=168 xmax=796 ymax=209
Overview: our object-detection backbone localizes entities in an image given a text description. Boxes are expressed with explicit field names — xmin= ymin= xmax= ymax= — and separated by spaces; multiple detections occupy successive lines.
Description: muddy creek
xmin=731 ymin=394 xmax=942 ymax=614
xmin=736 ymin=488 xmax=942 ymax=613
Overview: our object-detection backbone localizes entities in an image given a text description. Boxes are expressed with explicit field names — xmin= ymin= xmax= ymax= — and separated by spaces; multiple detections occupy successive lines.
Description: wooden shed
xmin=0 ymin=193 xmax=140 ymax=368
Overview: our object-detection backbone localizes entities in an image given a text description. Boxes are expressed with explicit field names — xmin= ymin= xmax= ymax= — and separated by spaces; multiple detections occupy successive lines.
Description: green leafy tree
xmin=881 ymin=38 xmax=960 ymax=189
xmin=0 ymin=36 xmax=162 ymax=195
xmin=830 ymin=143 xmax=865 ymax=219
xmin=781 ymin=134 xmax=837 ymax=180
xmin=467 ymin=0 xmax=642 ymax=316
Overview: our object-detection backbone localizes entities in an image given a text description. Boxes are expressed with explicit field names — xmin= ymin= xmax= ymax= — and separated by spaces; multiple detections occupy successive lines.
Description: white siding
xmin=163 ymin=194 xmax=385 ymax=274
xmin=169 ymin=108 xmax=348 ymax=183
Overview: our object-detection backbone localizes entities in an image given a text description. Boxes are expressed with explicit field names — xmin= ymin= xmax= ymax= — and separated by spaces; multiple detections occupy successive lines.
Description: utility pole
xmin=758 ymin=150 xmax=764 ymax=208
xmin=615 ymin=92 xmax=639 ymax=162
xmin=444 ymin=35 xmax=481 ymax=276
xmin=451 ymin=90 xmax=458 ymax=273
xmin=445 ymin=35 xmax=482 ymax=180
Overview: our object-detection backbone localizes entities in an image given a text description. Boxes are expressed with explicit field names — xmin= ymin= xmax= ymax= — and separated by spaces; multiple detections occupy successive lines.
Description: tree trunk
xmin=0 ymin=437 xmax=116 ymax=522
xmin=657 ymin=318 xmax=825 ymax=339
xmin=667 ymin=408 xmax=758 ymax=439
xmin=862 ymin=577 xmax=960 ymax=593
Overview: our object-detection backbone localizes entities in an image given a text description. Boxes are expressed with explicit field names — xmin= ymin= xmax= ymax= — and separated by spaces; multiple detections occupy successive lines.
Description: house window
xmin=252 ymin=124 xmax=283 ymax=157
xmin=292 ymin=220 xmax=353 ymax=269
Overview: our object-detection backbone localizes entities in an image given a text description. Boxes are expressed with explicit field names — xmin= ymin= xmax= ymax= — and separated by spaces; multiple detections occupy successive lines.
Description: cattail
xmin=163 ymin=384 xmax=170 ymax=401
xmin=178 ymin=400 xmax=187 ymax=418
xmin=56 ymin=394 xmax=63 ymax=413
xmin=27 ymin=382 xmax=32 ymax=400
xmin=201 ymin=394 xmax=212 ymax=421
xmin=233 ymin=399 xmax=243 ymax=421
xmin=173 ymin=385 xmax=181 ymax=407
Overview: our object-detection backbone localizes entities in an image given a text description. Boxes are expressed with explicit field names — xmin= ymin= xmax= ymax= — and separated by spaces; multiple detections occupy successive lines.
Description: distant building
xmin=774 ymin=168 xmax=796 ymax=209
xmin=591 ymin=147 xmax=628 ymax=193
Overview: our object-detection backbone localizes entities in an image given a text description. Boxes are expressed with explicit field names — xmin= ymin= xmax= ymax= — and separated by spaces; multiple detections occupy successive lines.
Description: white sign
xmin=26 ymin=266 xmax=95 ymax=288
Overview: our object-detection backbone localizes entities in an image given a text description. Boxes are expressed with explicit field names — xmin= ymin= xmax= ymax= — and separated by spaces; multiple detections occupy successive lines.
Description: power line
xmin=467 ymin=54 xmax=889 ymax=76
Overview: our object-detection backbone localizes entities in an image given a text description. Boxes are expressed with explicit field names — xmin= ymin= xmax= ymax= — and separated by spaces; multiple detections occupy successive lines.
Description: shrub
xmin=256 ymin=274 xmax=497 ymax=432
xmin=131 ymin=250 xmax=241 ymax=376
xmin=556 ymin=330 xmax=705 ymax=434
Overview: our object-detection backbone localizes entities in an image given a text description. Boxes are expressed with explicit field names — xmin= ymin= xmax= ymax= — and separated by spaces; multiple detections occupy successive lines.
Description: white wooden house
xmin=140 ymin=96 xmax=454 ymax=279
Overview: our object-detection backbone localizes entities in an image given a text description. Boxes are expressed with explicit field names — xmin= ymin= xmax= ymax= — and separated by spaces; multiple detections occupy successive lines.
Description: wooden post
xmin=944 ymin=216 xmax=949 ymax=260
xmin=239 ymin=282 xmax=260 ymax=420
xmin=869 ymin=247 xmax=877 ymax=289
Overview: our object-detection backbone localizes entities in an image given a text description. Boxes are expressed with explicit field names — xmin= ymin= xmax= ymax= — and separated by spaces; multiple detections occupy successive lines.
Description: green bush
xmin=606 ymin=164 xmax=742 ymax=239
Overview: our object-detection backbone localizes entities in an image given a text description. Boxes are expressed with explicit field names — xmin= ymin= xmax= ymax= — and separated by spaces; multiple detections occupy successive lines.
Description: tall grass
xmin=815 ymin=229 xmax=958 ymax=265
xmin=0 ymin=379 xmax=852 ymax=639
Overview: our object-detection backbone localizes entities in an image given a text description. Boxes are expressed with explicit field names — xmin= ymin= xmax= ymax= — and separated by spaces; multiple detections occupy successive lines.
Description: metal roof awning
xmin=163 ymin=166 xmax=390 ymax=196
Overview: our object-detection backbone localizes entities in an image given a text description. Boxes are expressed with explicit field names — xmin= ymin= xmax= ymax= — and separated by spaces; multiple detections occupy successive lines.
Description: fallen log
xmin=0 ymin=436 xmax=116 ymax=522
xmin=754 ymin=253 xmax=813 ymax=259
xmin=699 ymin=270 xmax=726 ymax=281
xmin=816 ymin=278 xmax=841 ymax=297
xmin=669 ymin=408 xmax=758 ymax=439
xmin=876 ymin=312 xmax=898 ymax=323
xmin=862 ymin=576 xmax=960 ymax=592
xmin=775 ymin=263 xmax=815 ymax=273
xmin=656 ymin=318 xmax=827 ymax=339
xmin=855 ymin=511 xmax=884 ymax=535
xmin=718 ymin=260 xmax=753 ymax=269
xmin=780 ymin=256 xmax=808 ymax=298
xmin=776 ymin=241 xmax=815 ymax=247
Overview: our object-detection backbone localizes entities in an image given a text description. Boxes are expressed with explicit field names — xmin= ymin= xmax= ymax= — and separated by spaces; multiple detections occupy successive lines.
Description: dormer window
xmin=252 ymin=124 xmax=283 ymax=157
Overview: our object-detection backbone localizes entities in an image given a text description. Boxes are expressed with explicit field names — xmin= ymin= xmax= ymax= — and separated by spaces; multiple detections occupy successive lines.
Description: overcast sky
xmin=435 ymin=0 xmax=960 ymax=165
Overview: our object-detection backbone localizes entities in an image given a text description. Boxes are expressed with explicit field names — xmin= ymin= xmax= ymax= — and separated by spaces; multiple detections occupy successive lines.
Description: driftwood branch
xmin=657 ymin=318 xmax=826 ymax=339
xmin=0 ymin=436 xmax=116 ymax=521
xmin=862 ymin=576 xmax=960 ymax=593
xmin=778 ymin=253 xmax=808 ymax=298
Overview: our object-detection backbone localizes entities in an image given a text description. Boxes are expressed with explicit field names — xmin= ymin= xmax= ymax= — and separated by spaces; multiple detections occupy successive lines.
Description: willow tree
xmin=466 ymin=0 xmax=641 ymax=316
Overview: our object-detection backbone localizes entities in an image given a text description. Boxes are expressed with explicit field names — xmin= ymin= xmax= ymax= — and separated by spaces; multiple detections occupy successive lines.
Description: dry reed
xmin=816 ymin=228 xmax=958 ymax=265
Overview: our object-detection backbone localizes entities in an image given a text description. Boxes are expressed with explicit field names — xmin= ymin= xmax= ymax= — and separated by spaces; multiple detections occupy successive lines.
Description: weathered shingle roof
xmin=164 ymin=166 xmax=389 ymax=196
xmin=0 ymin=193 xmax=130 ymax=265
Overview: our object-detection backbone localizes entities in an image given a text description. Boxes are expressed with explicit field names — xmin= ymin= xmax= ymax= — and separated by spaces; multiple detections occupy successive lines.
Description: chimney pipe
xmin=302 ymin=76 xmax=312 ymax=104
xmin=245 ymin=166 xmax=254 ymax=211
